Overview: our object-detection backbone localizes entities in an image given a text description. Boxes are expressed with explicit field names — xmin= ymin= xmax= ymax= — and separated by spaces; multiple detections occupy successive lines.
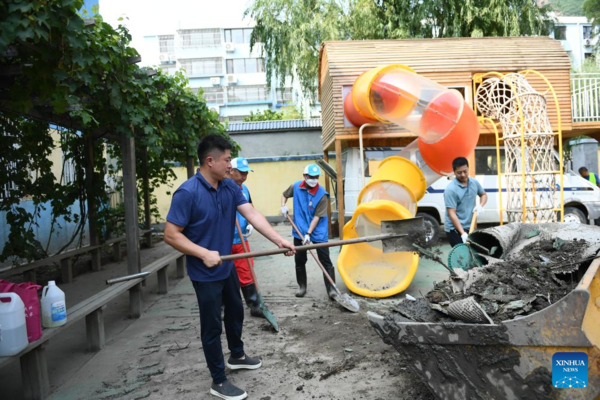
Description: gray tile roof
xmin=227 ymin=118 xmax=322 ymax=133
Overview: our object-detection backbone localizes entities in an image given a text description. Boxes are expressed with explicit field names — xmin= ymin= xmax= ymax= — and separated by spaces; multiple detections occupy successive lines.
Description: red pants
xmin=231 ymin=241 xmax=254 ymax=286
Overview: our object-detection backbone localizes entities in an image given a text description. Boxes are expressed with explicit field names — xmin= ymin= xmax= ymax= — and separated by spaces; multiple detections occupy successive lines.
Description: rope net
xmin=476 ymin=73 xmax=558 ymax=223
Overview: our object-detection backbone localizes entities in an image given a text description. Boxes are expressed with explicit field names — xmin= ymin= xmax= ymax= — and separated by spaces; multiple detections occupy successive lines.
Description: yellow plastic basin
xmin=338 ymin=200 xmax=420 ymax=298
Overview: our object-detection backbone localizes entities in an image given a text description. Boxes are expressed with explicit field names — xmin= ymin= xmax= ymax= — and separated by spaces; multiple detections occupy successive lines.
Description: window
xmin=179 ymin=58 xmax=223 ymax=76
xmin=160 ymin=64 xmax=176 ymax=75
xmin=179 ymin=29 xmax=221 ymax=48
xmin=227 ymin=85 xmax=268 ymax=103
xmin=583 ymin=26 xmax=594 ymax=40
xmin=475 ymin=148 xmax=505 ymax=175
xmin=1 ymin=163 xmax=17 ymax=199
xmin=224 ymin=28 xmax=253 ymax=44
xmin=62 ymin=155 xmax=77 ymax=185
xmin=276 ymin=88 xmax=293 ymax=104
xmin=226 ymin=58 xmax=265 ymax=74
xmin=221 ymin=115 xmax=246 ymax=123
xmin=448 ymin=86 xmax=466 ymax=99
xmin=194 ymin=87 xmax=225 ymax=104
xmin=159 ymin=35 xmax=174 ymax=54
xmin=554 ymin=26 xmax=567 ymax=41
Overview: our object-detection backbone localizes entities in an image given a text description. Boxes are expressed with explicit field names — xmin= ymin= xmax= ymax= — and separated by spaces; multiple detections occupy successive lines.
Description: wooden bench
xmin=0 ymin=230 xmax=153 ymax=284
xmin=0 ymin=251 xmax=185 ymax=400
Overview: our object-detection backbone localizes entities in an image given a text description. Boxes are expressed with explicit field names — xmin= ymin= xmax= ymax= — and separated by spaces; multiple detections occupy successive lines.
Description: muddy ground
xmin=425 ymin=237 xmax=592 ymax=323
xmin=2 ymin=224 xmax=450 ymax=400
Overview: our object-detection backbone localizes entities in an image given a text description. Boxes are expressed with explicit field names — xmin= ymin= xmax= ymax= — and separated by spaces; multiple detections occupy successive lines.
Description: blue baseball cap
xmin=231 ymin=157 xmax=254 ymax=172
xmin=304 ymin=164 xmax=321 ymax=177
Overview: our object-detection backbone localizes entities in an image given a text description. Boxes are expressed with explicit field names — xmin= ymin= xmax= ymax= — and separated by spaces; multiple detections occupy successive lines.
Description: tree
xmin=583 ymin=0 xmax=600 ymax=29
xmin=0 ymin=0 xmax=237 ymax=262
xmin=243 ymin=109 xmax=284 ymax=121
xmin=552 ymin=0 xmax=585 ymax=16
xmin=246 ymin=0 xmax=554 ymax=98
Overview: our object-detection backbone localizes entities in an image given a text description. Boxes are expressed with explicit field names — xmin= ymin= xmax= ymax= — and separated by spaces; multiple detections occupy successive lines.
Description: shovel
xmin=235 ymin=219 xmax=279 ymax=332
xmin=221 ymin=217 xmax=426 ymax=262
xmin=285 ymin=214 xmax=360 ymax=313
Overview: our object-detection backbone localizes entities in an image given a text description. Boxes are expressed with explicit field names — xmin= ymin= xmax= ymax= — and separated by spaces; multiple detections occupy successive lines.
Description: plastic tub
xmin=337 ymin=200 xmax=420 ymax=298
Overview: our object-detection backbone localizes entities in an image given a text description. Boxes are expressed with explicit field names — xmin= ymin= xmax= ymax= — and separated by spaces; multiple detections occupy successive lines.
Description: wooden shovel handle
xmin=221 ymin=233 xmax=401 ymax=261
xmin=470 ymin=210 xmax=478 ymax=232
xmin=285 ymin=214 xmax=338 ymax=290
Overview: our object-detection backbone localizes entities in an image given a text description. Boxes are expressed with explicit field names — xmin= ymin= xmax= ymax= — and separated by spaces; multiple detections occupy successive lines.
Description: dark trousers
xmin=192 ymin=268 xmax=245 ymax=384
xmin=294 ymin=237 xmax=335 ymax=278
xmin=446 ymin=229 xmax=469 ymax=248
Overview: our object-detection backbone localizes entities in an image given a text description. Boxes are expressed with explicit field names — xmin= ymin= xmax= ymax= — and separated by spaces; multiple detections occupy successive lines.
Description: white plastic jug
xmin=0 ymin=292 xmax=29 ymax=356
xmin=41 ymin=281 xmax=67 ymax=328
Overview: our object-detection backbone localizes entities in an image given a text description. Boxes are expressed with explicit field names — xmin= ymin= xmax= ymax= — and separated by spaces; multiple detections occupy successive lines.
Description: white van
xmin=342 ymin=146 xmax=600 ymax=245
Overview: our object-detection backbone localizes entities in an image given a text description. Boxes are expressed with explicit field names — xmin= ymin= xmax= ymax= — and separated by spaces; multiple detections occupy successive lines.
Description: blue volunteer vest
xmin=233 ymin=184 xmax=250 ymax=245
xmin=292 ymin=181 xmax=329 ymax=243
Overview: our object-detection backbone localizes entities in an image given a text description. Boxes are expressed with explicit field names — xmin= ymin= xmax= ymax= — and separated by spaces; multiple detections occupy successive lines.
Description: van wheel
xmin=416 ymin=213 xmax=440 ymax=247
xmin=563 ymin=207 xmax=587 ymax=224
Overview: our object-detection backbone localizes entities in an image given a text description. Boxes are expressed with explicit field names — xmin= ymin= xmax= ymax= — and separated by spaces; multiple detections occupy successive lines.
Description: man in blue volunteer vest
xmin=164 ymin=135 xmax=295 ymax=400
xmin=229 ymin=157 xmax=263 ymax=318
xmin=579 ymin=166 xmax=600 ymax=187
xmin=281 ymin=164 xmax=336 ymax=299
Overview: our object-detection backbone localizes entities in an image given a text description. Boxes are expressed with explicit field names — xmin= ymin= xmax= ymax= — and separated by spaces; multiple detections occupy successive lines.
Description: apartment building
xmin=142 ymin=27 xmax=320 ymax=122
xmin=551 ymin=15 xmax=598 ymax=70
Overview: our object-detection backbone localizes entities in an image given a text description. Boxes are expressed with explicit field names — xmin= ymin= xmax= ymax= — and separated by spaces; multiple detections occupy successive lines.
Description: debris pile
xmin=424 ymin=237 xmax=590 ymax=323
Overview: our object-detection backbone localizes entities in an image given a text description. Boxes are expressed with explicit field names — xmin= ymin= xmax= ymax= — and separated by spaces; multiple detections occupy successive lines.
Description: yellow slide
xmin=340 ymin=65 xmax=480 ymax=298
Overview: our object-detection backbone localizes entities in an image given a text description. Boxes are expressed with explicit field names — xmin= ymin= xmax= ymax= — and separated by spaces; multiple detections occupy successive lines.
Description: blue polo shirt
xmin=166 ymin=171 xmax=248 ymax=282
xmin=444 ymin=177 xmax=484 ymax=232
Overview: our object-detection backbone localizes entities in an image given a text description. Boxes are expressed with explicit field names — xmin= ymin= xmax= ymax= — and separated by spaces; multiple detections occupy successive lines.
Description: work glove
xmin=245 ymin=224 xmax=253 ymax=238
xmin=473 ymin=205 xmax=484 ymax=215
xmin=302 ymin=234 xmax=311 ymax=245
xmin=281 ymin=205 xmax=289 ymax=218
xmin=461 ymin=232 xmax=469 ymax=243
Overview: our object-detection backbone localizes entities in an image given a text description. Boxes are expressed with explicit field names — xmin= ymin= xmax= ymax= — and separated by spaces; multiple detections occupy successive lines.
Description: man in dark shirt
xmin=281 ymin=164 xmax=336 ymax=299
xmin=164 ymin=135 xmax=295 ymax=400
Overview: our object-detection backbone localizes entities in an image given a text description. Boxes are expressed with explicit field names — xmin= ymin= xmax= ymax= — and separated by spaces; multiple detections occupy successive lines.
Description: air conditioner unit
xmin=159 ymin=54 xmax=176 ymax=64
xmin=210 ymin=77 xmax=221 ymax=86
xmin=224 ymin=42 xmax=235 ymax=52
xmin=209 ymin=105 xmax=220 ymax=114
xmin=227 ymin=75 xmax=238 ymax=85
xmin=585 ymin=38 xmax=593 ymax=47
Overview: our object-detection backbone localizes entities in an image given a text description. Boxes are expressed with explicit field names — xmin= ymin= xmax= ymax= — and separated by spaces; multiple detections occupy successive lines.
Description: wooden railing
xmin=571 ymin=73 xmax=600 ymax=122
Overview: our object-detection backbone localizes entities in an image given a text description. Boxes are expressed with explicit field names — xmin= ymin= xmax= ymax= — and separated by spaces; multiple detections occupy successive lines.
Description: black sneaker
xmin=226 ymin=354 xmax=262 ymax=370
xmin=209 ymin=380 xmax=247 ymax=400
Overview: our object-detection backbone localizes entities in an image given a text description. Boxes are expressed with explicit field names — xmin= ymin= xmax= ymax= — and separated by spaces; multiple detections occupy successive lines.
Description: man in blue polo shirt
xmin=281 ymin=164 xmax=336 ymax=299
xmin=164 ymin=134 xmax=295 ymax=400
xmin=444 ymin=157 xmax=488 ymax=247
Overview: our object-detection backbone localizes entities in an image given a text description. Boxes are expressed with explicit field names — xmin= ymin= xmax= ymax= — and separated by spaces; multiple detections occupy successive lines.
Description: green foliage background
xmin=246 ymin=0 xmax=555 ymax=99
xmin=0 ymin=0 xmax=237 ymax=263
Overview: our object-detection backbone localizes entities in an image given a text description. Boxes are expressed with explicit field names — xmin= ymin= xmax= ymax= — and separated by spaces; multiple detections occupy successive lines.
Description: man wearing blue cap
xmin=281 ymin=164 xmax=336 ymax=299
xmin=229 ymin=157 xmax=263 ymax=318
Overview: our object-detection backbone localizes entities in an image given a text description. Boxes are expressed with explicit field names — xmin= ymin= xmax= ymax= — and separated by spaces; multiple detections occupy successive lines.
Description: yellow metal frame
xmin=472 ymin=70 xmax=565 ymax=224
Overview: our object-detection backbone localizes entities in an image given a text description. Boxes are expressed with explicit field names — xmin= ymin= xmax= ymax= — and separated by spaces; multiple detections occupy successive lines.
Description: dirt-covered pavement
xmin=4 ymin=224 xmax=452 ymax=400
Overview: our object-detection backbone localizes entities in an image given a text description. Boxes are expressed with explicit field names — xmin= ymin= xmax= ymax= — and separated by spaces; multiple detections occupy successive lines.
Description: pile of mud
xmin=423 ymin=238 xmax=591 ymax=324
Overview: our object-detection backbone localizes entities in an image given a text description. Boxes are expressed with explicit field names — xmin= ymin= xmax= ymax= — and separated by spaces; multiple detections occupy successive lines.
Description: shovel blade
xmin=334 ymin=293 xmax=360 ymax=313
xmin=257 ymin=293 xmax=279 ymax=332
xmin=381 ymin=217 xmax=426 ymax=253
